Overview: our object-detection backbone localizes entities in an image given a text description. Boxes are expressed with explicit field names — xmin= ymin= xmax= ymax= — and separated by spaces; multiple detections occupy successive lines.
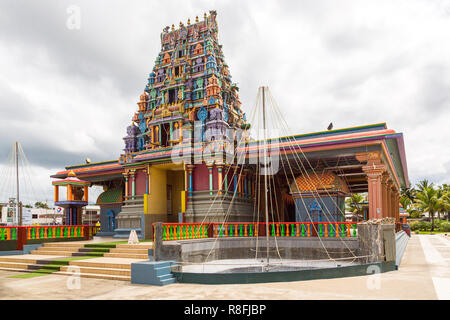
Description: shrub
xmin=439 ymin=221 xmax=450 ymax=232
xmin=409 ymin=211 xmax=422 ymax=219
xmin=413 ymin=221 xmax=432 ymax=231
xmin=409 ymin=221 xmax=420 ymax=231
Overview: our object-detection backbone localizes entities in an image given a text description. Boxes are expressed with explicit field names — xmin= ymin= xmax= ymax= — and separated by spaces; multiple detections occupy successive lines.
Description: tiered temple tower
xmin=122 ymin=10 xmax=248 ymax=155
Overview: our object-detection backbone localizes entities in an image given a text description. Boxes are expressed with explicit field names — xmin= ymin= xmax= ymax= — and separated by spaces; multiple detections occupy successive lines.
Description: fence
xmin=0 ymin=225 xmax=98 ymax=241
xmin=156 ymin=222 xmax=359 ymax=241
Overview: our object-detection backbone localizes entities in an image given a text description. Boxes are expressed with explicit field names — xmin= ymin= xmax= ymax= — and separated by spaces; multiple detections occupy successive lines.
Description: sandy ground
xmin=0 ymin=234 xmax=448 ymax=300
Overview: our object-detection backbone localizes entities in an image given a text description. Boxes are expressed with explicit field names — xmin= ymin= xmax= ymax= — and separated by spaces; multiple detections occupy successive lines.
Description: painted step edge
xmin=103 ymin=253 xmax=148 ymax=258
xmin=30 ymin=251 xmax=75 ymax=256
xmin=109 ymin=249 xmax=149 ymax=254
xmin=35 ymin=248 xmax=81 ymax=252
xmin=0 ymin=257 xmax=39 ymax=264
xmin=68 ymin=261 xmax=133 ymax=270
xmin=54 ymin=271 xmax=131 ymax=281
xmin=60 ymin=266 xmax=131 ymax=276
xmin=116 ymin=244 xmax=153 ymax=249
xmin=0 ymin=262 xmax=31 ymax=269
xmin=43 ymin=243 xmax=85 ymax=248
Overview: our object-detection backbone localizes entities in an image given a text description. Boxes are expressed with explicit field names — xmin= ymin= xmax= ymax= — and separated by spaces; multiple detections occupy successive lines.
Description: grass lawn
xmin=414 ymin=231 xmax=449 ymax=235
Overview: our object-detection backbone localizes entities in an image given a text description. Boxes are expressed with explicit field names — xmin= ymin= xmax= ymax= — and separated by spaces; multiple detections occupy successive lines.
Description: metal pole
xmin=15 ymin=142 xmax=20 ymax=226
xmin=262 ymin=87 xmax=270 ymax=269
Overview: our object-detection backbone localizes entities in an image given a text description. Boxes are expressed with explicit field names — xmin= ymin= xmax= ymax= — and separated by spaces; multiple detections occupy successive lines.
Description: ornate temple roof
xmin=121 ymin=10 xmax=247 ymax=156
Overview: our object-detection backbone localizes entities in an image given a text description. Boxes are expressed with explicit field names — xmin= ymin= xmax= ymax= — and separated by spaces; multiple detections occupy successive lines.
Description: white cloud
xmin=0 ymin=0 xmax=449 ymax=205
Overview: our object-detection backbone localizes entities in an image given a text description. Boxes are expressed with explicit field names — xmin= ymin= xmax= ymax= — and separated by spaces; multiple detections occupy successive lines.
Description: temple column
xmin=54 ymin=186 xmax=59 ymax=203
xmin=150 ymin=126 xmax=154 ymax=149
xmin=394 ymin=189 xmax=400 ymax=223
xmin=158 ymin=124 xmax=162 ymax=143
xmin=124 ymin=174 xmax=129 ymax=199
xmin=358 ymin=151 xmax=387 ymax=220
xmin=381 ymin=173 xmax=389 ymax=218
xmin=130 ymin=172 xmax=136 ymax=199
xmin=362 ymin=164 xmax=386 ymax=220
xmin=187 ymin=165 xmax=194 ymax=197
xmin=67 ymin=185 xmax=72 ymax=201
xmin=178 ymin=121 xmax=183 ymax=140
xmin=169 ymin=122 xmax=173 ymax=144
xmin=224 ymin=165 xmax=228 ymax=193
xmin=386 ymin=180 xmax=393 ymax=218
xmin=84 ymin=186 xmax=89 ymax=202
xmin=207 ymin=164 xmax=214 ymax=195
xmin=217 ymin=165 xmax=223 ymax=195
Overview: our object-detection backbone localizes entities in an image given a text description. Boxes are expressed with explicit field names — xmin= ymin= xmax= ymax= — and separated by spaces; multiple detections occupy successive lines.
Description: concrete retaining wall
xmin=153 ymin=223 xmax=397 ymax=265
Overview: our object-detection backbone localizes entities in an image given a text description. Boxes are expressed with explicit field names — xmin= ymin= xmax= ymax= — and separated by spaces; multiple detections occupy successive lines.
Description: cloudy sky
xmin=0 ymin=0 xmax=449 ymax=206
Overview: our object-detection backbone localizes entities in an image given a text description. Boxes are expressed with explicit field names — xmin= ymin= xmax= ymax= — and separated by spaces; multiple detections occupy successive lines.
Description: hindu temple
xmin=50 ymin=11 xmax=409 ymax=240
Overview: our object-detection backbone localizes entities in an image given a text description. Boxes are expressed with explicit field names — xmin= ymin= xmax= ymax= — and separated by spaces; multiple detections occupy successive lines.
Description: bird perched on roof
xmin=327 ymin=122 xmax=333 ymax=130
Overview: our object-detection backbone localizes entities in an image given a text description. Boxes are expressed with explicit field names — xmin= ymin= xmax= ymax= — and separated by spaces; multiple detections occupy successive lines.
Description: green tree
xmin=399 ymin=195 xmax=411 ymax=211
xmin=416 ymin=179 xmax=434 ymax=192
xmin=414 ymin=187 xmax=439 ymax=232
xmin=34 ymin=201 xmax=49 ymax=209
xmin=401 ymin=186 xmax=416 ymax=203
xmin=435 ymin=187 xmax=447 ymax=220
xmin=345 ymin=193 xmax=367 ymax=221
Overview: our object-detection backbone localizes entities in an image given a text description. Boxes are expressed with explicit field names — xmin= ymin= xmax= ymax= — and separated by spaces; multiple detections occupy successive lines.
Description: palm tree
xmin=415 ymin=187 xmax=439 ymax=232
xmin=436 ymin=187 xmax=446 ymax=220
xmin=399 ymin=195 xmax=411 ymax=212
xmin=401 ymin=186 xmax=416 ymax=203
xmin=346 ymin=193 xmax=367 ymax=221
xmin=437 ymin=188 xmax=450 ymax=221
xmin=416 ymin=179 xmax=434 ymax=192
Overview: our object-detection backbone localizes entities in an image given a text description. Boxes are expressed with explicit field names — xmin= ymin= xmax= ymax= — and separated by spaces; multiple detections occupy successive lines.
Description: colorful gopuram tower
xmin=122 ymin=10 xmax=247 ymax=155
xmin=115 ymin=10 xmax=253 ymax=234
xmin=52 ymin=170 xmax=90 ymax=225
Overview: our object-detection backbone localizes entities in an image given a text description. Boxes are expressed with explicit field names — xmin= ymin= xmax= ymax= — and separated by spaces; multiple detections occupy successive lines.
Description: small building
xmin=81 ymin=205 xmax=100 ymax=225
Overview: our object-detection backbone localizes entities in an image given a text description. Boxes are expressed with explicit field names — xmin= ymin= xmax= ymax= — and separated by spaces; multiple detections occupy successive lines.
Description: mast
xmin=262 ymin=87 xmax=270 ymax=269
xmin=15 ymin=142 xmax=20 ymax=226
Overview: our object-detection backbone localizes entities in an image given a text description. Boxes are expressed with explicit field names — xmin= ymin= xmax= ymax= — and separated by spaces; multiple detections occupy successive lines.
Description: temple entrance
xmin=107 ymin=210 xmax=116 ymax=232
xmin=147 ymin=163 xmax=185 ymax=222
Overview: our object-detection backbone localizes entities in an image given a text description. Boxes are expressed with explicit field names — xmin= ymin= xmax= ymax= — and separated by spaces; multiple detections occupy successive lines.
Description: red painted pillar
xmin=362 ymin=164 xmax=386 ymax=220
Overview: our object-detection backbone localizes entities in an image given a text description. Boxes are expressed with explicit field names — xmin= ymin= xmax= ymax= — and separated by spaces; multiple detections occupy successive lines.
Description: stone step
xmin=78 ymin=248 xmax=111 ymax=253
xmin=0 ymin=267 xmax=36 ymax=273
xmin=30 ymin=250 xmax=74 ymax=256
xmin=109 ymin=248 xmax=149 ymax=254
xmin=116 ymin=244 xmax=153 ymax=249
xmin=54 ymin=271 xmax=130 ymax=281
xmin=60 ymin=265 xmax=131 ymax=276
xmin=0 ymin=257 xmax=39 ymax=264
xmin=43 ymin=243 xmax=85 ymax=248
xmin=103 ymin=252 xmax=148 ymax=259
xmin=36 ymin=247 xmax=80 ymax=252
xmin=68 ymin=260 xmax=134 ymax=270
xmin=0 ymin=261 xmax=31 ymax=270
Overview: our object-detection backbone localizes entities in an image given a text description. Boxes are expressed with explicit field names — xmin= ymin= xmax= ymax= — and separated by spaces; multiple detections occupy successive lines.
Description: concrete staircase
xmin=30 ymin=243 xmax=107 ymax=257
xmin=0 ymin=256 xmax=85 ymax=275
xmin=0 ymin=242 xmax=154 ymax=281
xmin=131 ymin=260 xmax=176 ymax=286
xmin=55 ymin=244 xmax=153 ymax=281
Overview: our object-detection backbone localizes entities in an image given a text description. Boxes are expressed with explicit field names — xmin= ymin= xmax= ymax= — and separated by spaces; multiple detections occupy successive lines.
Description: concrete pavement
xmin=0 ymin=234 xmax=448 ymax=299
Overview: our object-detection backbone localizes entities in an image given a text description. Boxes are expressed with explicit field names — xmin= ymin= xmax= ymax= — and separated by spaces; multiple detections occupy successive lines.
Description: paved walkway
xmin=0 ymin=234 xmax=448 ymax=299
